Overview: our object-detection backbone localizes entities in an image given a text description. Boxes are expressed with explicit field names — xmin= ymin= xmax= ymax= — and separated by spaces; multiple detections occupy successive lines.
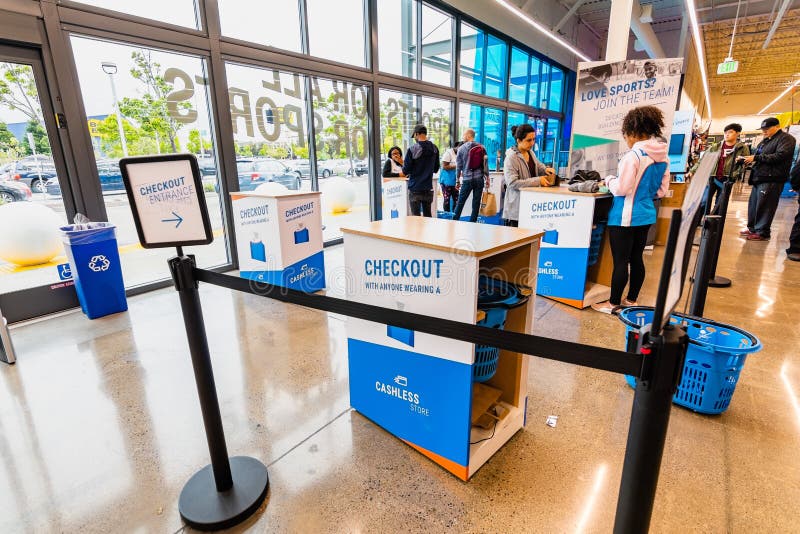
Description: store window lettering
xmin=162 ymin=67 xmax=369 ymax=159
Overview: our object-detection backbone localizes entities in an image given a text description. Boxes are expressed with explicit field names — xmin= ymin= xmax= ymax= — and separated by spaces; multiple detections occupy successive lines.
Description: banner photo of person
xmin=568 ymin=58 xmax=683 ymax=178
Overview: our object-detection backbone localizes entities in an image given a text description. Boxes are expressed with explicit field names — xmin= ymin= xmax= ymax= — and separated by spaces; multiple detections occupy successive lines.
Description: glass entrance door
xmin=0 ymin=45 xmax=79 ymax=322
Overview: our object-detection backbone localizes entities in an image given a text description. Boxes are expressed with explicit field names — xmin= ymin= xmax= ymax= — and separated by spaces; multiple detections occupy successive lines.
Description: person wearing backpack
xmin=452 ymin=129 xmax=489 ymax=222
xmin=591 ymin=106 xmax=670 ymax=314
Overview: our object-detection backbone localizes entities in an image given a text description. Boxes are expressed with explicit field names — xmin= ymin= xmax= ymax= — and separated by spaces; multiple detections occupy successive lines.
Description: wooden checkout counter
xmin=341 ymin=217 xmax=542 ymax=480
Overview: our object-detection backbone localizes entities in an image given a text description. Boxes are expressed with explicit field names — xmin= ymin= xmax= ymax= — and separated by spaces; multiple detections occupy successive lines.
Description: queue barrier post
xmin=708 ymin=180 xmax=734 ymax=288
xmin=169 ymin=253 xmax=269 ymax=531
xmin=688 ymin=215 xmax=721 ymax=317
xmin=614 ymin=324 xmax=688 ymax=533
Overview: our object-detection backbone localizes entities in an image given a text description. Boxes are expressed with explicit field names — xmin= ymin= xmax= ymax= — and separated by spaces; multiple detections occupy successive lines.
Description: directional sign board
xmin=657 ymin=150 xmax=720 ymax=328
xmin=120 ymin=154 xmax=213 ymax=249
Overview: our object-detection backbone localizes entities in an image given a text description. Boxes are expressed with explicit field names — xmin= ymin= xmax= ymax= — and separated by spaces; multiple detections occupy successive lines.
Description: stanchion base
xmin=709 ymin=276 xmax=732 ymax=288
xmin=179 ymin=456 xmax=269 ymax=531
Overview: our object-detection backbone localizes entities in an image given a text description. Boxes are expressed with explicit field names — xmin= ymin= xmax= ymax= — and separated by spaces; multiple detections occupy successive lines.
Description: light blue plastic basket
xmin=619 ymin=307 xmax=761 ymax=414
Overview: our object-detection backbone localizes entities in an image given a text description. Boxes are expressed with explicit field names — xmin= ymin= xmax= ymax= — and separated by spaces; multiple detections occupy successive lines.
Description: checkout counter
xmin=518 ymin=186 xmax=613 ymax=308
xmin=342 ymin=217 xmax=541 ymax=480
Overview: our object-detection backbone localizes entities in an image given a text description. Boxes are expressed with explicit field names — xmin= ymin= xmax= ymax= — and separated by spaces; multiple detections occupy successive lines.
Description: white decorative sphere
xmin=0 ymin=203 xmax=63 ymax=266
xmin=254 ymin=182 xmax=289 ymax=195
xmin=321 ymin=176 xmax=356 ymax=213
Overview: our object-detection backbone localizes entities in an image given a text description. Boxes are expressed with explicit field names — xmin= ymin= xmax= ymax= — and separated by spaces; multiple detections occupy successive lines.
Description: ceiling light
xmin=685 ymin=0 xmax=713 ymax=118
xmin=493 ymin=0 xmax=592 ymax=62
xmin=758 ymin=79 xmax=800 ymax=114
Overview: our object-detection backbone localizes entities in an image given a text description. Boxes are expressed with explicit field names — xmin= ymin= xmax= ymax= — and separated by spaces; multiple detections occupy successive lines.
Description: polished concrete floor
xmin=2 ymin=189 xmax=799 ymax=533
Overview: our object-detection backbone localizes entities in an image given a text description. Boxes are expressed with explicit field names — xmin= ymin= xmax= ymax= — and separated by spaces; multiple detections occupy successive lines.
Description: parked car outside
xmin=0 ymin=160 xmax=57 ymax=194
xmin=348 ymin=160 xmax=368 ymax=176
xmin=0 ymin=180 xmax=33 ymax=203
xmin=196 ymin=157 xmax=217 ymax=177
xmin=45 ymin=160 xmax=125 ymax=197
xmin=214 ymin=158 xmax=302 ymax=193
xmin=285 ymin=158 xmax=353 ymax=179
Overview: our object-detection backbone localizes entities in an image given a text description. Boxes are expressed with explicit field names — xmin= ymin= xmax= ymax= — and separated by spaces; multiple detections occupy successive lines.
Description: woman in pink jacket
xmin=592 ymin=106 xmax=670 ymax=314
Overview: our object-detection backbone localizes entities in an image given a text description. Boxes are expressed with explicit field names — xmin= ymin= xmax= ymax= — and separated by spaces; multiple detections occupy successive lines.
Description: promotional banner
xmin=569 ymin=58 xmax=683 ymax=178
xmin=669 ymin=110 xmax=695 ymax=174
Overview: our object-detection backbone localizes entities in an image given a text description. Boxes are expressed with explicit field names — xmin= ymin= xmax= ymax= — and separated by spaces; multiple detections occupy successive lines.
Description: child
xmin=591 ymin=106 xmax=670 ymax=314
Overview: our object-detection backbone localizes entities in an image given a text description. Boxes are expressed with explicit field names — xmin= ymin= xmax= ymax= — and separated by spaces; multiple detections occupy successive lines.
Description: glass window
xmin=379 ymin=89 xmax=418 ymax=156
xmin=506 ymin=110 xmax=526 ymax=157
xmin=483 ymin=107 xmax=505 ymax=171
xmin=509 ymin=48 xmax=528 ymax=104
xmin=218 ymin=0 xmax=302 ymax=53
xmin=420 ymin=96 xmax=452 ymax=154
xmin=459 ymin=22 xmax=507 ymax=98
xmin=539 ymin=62 xmax=551 ymax=109
xmin=458 ymin=23 xmax=483 ymax=95
xmin=70 ymin=36 xmax=226 ymax=287
xmin=421 ymin=5 xmax=454 ymax=86
xmin=544 ymin=118 xmax=560 ymax=166
xmin=307 ymin=0 xmax=367 ymax=67
xmin=311 ymin=77 xmax=371 ymax=240
xmin=528 ymin=56 xmax=541 ymax=108
xmin=0 ymin=60 xmax=71 ymax=294
xmin=548 ymin=66 xmax=564 ymax=112
xmin=485 ymin=34 xmax=507 ymax=99
xmin=70 ymin=0 xmax=200 ymax=29
xmin=457 ymin=102 xmax=482 ymax=140
xmin=378 ymin=0 xmax=417 ymax=78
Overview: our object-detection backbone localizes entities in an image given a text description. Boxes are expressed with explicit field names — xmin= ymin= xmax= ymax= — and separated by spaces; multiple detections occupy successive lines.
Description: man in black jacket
xmin=740 ymin=117 xmax=796 ymax=240
xmin=786 ymin=150 xmax=800 ymax=261
xmin=402 ymin=124 xmax=440 ymax=217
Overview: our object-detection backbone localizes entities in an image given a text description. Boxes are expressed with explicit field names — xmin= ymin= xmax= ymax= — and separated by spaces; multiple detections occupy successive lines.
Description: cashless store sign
xmin=120 ymin=154 xmax=213 ymax=249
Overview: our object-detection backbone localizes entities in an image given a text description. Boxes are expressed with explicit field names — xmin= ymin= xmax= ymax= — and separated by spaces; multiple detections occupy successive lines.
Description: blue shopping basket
xmin=618 ymin=307 xmax=761 ymax=414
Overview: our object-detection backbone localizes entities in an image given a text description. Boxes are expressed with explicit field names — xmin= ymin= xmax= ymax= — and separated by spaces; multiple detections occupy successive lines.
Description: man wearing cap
xmin=740 ymin=117 xmax=795 ymax=241
xmin=402 ymin=124 xmax=440 ymax=217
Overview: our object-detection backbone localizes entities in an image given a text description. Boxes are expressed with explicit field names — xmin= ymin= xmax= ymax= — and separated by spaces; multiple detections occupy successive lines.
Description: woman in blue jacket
xmin=592 ymin=106 xmax=670 ymax=314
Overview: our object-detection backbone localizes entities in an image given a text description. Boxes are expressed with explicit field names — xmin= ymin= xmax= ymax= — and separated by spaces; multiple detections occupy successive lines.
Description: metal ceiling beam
xmin=630 ymin=0 xmax=665 ymax=58
xmin=553 ymin=0 xmax=588 ymax=32
xmin=764 ymin=0 xmax=796 ymax=48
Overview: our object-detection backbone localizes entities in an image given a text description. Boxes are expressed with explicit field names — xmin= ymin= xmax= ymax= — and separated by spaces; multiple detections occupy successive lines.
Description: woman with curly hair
xmin=591 ymin=105 xmax=670 ymax=314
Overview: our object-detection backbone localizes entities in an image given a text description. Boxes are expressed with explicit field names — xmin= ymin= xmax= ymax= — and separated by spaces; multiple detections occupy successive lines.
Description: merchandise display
xmin=342 ymin=217 xmax=541 ymax=480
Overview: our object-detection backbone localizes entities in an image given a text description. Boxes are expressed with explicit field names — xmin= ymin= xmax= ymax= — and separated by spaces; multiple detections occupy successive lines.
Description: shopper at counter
xmin=402 ymin=124 xmax=440 ymax=217
xmin=501 ymin=124 xmax=556 ymax=227
xmin=382 ymin=146 xmax=406 ymax=178
xmin=591 ymin=106 xmax=670 ymax=314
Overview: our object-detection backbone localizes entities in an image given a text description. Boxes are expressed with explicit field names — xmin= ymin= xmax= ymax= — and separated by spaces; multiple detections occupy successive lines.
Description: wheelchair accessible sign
xmin=120 ymin=154 xmax=213 ymax=249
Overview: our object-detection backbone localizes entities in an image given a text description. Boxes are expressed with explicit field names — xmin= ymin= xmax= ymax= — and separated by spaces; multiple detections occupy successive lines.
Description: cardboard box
xmin=660 ymin=181 xmax=687 ymax=208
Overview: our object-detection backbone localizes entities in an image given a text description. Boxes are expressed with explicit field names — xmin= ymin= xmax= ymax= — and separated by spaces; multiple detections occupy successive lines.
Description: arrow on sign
xmin=162 ymin=211 xmax=184 ymax=228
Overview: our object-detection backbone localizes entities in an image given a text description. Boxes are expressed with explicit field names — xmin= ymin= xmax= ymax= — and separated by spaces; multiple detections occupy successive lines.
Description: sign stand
xmin=614 ymin=212 xmax=689 ymax=532
xmin=170 ymin=251 xmax=269 ymax=530
xmin=120 ymin=154 xmax=268 ymax=530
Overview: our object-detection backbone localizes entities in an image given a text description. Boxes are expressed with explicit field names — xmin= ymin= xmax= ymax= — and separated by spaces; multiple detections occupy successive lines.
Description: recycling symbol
xmin=88 ymin=255 xmax=111 ymax=272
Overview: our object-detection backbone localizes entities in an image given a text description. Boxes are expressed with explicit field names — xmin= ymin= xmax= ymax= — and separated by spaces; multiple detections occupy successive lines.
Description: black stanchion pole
xmin=688 ymin=215 xmax=721 ymax=317
xmin=708 ymin=180 xmax=734 ymax=287
xmin=613 ymin=325 xmax=688 ymax=533
xmin=169 ymin=254 xmax=269 ymax=531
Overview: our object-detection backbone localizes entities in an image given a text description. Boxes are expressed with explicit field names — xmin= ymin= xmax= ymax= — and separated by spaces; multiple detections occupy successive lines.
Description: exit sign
xmin=717 ymin=60 xmax=739 ymax=75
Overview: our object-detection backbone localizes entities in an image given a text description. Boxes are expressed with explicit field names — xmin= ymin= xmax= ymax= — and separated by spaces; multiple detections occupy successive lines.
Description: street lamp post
xmin=101 ymin=61 xmax=128 ymax=157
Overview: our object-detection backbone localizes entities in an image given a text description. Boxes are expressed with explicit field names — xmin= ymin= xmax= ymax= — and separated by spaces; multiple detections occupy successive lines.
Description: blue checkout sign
xmin=120 ymin=154 xmax=213 ymax=249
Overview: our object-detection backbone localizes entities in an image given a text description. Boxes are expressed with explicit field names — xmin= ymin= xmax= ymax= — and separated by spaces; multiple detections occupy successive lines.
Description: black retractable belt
xmin=194 ymin=268 xmax=643 ymax=377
